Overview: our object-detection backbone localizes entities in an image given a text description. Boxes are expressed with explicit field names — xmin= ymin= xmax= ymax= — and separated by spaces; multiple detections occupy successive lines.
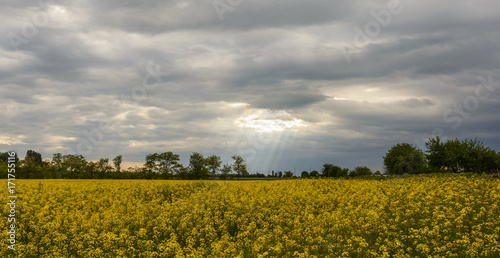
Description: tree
xmin=17 ymin=150 xmax=43 ymax=179
xmin=301 ymin=171 xmax=309 ymax=178
xmin=497 ymin=152 xmax=500 ymax=169
xmin=96 ymin=158 xmax=113 ymax=178
xmin=460 ymin=138 xmax=497 ymax=173
xmin=310 ymin=170 xmax=319 ymax=177
xmin=322 ymin=164 xmax=334 ymax=177
xmin=322 ymin=164 xmax=348 ymax=177
xmin=85 ymin=161 xmax=97 ymax=179
xmin=425 ymin=137 xmax=499 ymax=173
xmin=158 ymin=152 xmax=181 ymax=179
xmin=278 ymin=171 xmax=283 ymax=178
xmin=19 ymin=156 xmax=37 ymax=179
xmin=124 ymin=166 xmax=148 ymax=179
xmin=479 ymin=148 xmax=498 ymax=173
xmin=0 ymin=152 xmax=8 ymax=163
xmin=443 ymin=139 xmax=462 ymax=173
xmin=189 ymin=152 xmax=208 ymax=179
xmin=113 ymin=155 xmax=123 ymax=173
xmin=176 ymin=165 xmax=189 ymax=180
xmin=62 ymin=154 xmax=87 ymax=178
xmin=144 ymin=152 xmax=181 ymax=178
xmin=51 ymin=153 xmax=64 ymax=178
xmin=231 ymin=155 xmax=247 ymax=180
xmin=205 ymin=155 xmax=222 ymax=180
xmin=284 ymin=171 xmax=294 ymax=178
xmin=497 ymin=152 xmax=500 ymax=174
xmin=144 ymin=153 xmax=160 ymax=173
xmin=0 ymin=152 xmax=19 ymax=164
xmin=340 ymin=168 xmax=349 ymax=177
xmin=0 ymin=152 xmax=19 ymax=178
xmin=26 ymin=150 xmax=42 ymax=164
xmin=0 ymin=160 xmax=7 ymax=179
xmin=383 ymin=143 xmax=426 ymax=175
xmin=425 ymin=136 xmax=447 ymax=170
xmin=220 ymin=164 xmax=232 ymax=180
xmin=52 ymin=153 xmax=67 ymax=177
xmin=350 ymin=166 xmax=372 ymax=177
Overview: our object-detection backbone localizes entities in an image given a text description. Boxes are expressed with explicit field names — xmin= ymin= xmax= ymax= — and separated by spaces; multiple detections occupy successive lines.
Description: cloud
xmin=1 ymin=0 xmax=500 ymax=173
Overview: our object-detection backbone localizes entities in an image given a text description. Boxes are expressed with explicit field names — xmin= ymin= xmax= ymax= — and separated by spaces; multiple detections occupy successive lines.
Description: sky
xmin=1 ymin=0 xmax=500 ymax=174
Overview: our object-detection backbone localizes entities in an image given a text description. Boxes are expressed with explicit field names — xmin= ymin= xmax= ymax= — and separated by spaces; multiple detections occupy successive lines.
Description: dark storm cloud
xmin=1 ymin=0 xmax=500 ymax=172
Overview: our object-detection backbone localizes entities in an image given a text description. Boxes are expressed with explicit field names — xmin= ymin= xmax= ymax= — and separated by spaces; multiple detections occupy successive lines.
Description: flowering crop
xmin=2 ymin=175 xmax=499 ymax=257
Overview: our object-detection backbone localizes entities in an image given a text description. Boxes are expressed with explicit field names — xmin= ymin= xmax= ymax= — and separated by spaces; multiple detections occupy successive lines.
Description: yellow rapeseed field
xmin=2 ymin=175 xmax=500 ymax=257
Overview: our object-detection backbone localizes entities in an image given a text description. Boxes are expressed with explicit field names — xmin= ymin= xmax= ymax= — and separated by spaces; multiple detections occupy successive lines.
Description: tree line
xmin=299 ymin=165 xmax=378 ymax=178
xmin=0 ymin=151 xmax=249 ymax=180
xmin=293 ymin=137 xmax=500 ymax=178
xmin=383 ymin=137 xmax=500 ymax=175
xmin=2 ymin=137 xmax=499 ymax=179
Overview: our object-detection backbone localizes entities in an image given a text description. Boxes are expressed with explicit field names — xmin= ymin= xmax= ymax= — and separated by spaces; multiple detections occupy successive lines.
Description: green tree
xmin=176 ymin=165 xmax=189 ymax=180
xmin=0 ymin=160 xmax=7 ymax=179
xmin=310 ymin=170 xmax=319 ymax=177
xmin=144 ymin=153 xmax=160 ymax=173
xmin=51 ymin=153 xmax=64 ymax=178
xmin=301 ymin=171 xmax=309 ymax=178
xmin=158 ymin=152 xmax=181 ymax=179
xmin=426 ymin=137 xmax=499 ymax=173
xmin=206 ymin=155 xmax=222 ymax=180
xmin=19 ymin=156 xmax=43 ymax=179
xmin=497 ymin=152 xmax=500 ymax=174
xmin=443 ymin=139 xmax=462 ymax=173
xmin=0 ymin=152 xmax=20 ymax=178
xmin=113 ymin=155 xmax=123 ymax=173
xmin=0 ymin=152 xmax=8 ymax=163
xmin=322 ymin=164 xmax=334 ymax=177
xmin=0 ymin=152 xmax=19 ymax=164
xmin=126 ymin=166 xmax=148 ymax=179
xmin=144 ymin=152 xmax=181 ymax=178
xmin=479 ymin=148 xmax=498 ymax=173
xmin=21 ymin=150 xmax=47 ymax=179
xmin=340 ymin=168 xmax=349 ymax=177
xmin=62 ymin=154 xmax=87 ymax=178
xmin=231 ymin=155 xmax=248 ymax=180
xmin=383 ymin=143 xmax=426 ymax=175
xmin=189 ymin=152 xmax=208 ymax=179
xmin=460 ymin=138 xmax=497 ymax=173
xmin=425 ymin=136 xmax=447 ymax=171
xmin=96 ymin=158 xmax=113 ymax=178
xmin=322 ymin=164 xmax=348 ymax=177
xmin=284 ymin=171 xmax=294 ymax=178
xmin=350 ymin=166 xmax=372 ymax=177
xmin=85 ymin=161 xmax=97 ymax=179
xmin=220 ymin=164 xmax=232 ymax=180
xmin=26 ymin=150 xmax=42 ymax=164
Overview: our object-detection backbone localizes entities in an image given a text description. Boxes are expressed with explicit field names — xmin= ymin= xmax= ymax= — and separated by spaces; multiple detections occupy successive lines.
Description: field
xmin=2 ymin=175 xmax=500 ymax=257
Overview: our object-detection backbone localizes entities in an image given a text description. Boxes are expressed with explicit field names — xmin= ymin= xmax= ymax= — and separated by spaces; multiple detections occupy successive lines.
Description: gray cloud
xmin=1 ymin=0 xmax=500 ymax=173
